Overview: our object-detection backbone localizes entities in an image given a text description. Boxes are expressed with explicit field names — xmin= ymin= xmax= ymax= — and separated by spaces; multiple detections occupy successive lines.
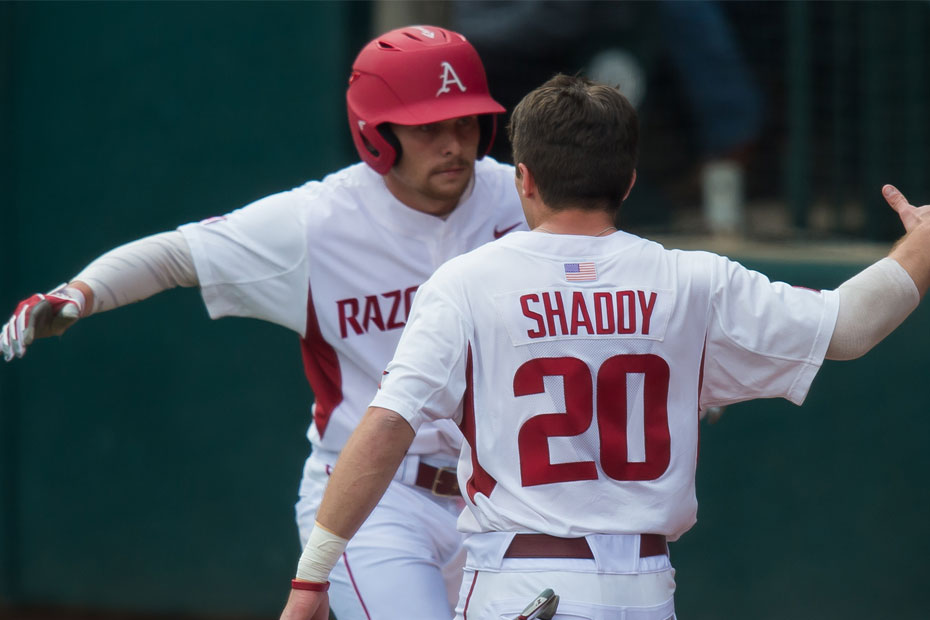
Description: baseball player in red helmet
xmin=279 ymin=75 xmax=930 ymax=619
xmin=1 ymin=26 xmax=525 ymax=619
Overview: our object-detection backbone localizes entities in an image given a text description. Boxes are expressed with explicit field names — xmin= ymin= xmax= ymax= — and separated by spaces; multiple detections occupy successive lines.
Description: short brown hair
xmin=508 ymin=74 xmax=638 ymax=213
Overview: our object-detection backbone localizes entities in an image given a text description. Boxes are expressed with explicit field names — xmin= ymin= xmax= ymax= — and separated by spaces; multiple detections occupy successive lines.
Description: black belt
xmin=505 ymin=533 xmax=667 ymax=559
xmin=414 ymin=463 xmax=460 ymax=497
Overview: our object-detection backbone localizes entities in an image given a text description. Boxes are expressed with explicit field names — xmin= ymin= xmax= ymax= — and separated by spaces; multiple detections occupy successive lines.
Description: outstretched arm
xmin=826 ymin=185 xmax=930 ymax=360
xmin=883 ymin=185 xmax=930 ymax=295
xmin=1 ymin=231 xmax=196 ymax=361
xmin=280 ymin=406 xmax=415 ymax=620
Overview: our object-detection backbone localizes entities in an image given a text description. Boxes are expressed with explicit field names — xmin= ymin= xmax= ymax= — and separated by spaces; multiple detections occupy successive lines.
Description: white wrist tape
xmin=73 ymin=231 xmax=198 ymax=315
xmin=49 ymin=284 xmax=87 ymax=318
xmin=295 ymin=522 xmax=349 ymax=583
xmin=827 ymin=257 xmax=919 ymax=360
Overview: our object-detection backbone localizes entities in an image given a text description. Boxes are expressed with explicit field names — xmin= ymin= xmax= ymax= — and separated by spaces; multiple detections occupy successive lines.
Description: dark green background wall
xmin=1 ymin=1 xmax=362 ymax=616
xmin=2 ymin=2 xmax=930 ymax=619
xmin=676 ymin=260 xmax=930 ymax=619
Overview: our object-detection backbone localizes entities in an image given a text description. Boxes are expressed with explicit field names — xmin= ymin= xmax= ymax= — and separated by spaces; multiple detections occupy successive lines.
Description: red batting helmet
xmin=347 ymin=25 xmax=506 ymax=174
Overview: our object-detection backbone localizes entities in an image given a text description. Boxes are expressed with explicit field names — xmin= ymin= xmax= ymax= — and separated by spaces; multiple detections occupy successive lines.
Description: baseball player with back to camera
xmin=1 ymin=26 xmax=528 ymax=619
xmin=279 ymin=74 xmax=930 ymax=620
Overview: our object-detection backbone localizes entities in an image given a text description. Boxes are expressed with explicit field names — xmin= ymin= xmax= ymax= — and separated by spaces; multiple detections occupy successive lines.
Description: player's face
xmin=385 ymin=116 xmax=480 ymax=217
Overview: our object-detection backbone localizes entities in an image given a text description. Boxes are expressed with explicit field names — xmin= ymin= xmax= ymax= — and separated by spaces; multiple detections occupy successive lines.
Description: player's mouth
xmin=436 ymin=168 xmax=465 ymax=180
xmin=433 ymin=160 xmax=471 ymax=178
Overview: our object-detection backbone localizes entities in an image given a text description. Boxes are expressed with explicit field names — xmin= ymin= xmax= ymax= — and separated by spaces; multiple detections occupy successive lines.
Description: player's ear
xmin=516 ymin=163 xmax=537 ymax=199
xmin=623 ymin=169 xmax=637 ymax=201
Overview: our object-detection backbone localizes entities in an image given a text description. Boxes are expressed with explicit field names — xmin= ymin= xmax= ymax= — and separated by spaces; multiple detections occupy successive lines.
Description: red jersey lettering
xmin=616 ymin=290 xmax=636 ymax=334
xmin=337 ymin=298 xmax=363 ymax=338
xmin=542 ymin=291 xmax=568 ymax=336
xmin=570 ymin=291 xmax=595 ymax=336
xmin=520 ymin=294 xmax=546 ymax=338
xmin=383 ymin=290 xmax=406 ymax=329
xmin=336 ymin=285 xmax=422 ymax=338
xmin=638 ymin=290 xmax=657 ymax=335
xmin=363 ymin=295 xmax=385 ymax=332
xmin=518 ymin=289 xmax=660 ymax=338
xmin=593 ymin=292 xmax=615 ymax=334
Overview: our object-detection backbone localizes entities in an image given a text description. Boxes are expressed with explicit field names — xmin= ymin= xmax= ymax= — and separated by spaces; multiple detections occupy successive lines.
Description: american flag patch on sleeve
xmin=564 ymin=262 xmax=597 ymax=281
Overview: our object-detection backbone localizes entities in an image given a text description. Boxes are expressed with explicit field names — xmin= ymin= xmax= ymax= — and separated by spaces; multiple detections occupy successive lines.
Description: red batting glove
xmin=1 ymin=284 xmax=85 ymax=361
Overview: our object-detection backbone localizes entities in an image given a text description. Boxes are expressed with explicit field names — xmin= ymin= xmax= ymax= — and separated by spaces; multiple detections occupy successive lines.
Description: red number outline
xmin=514 ymin=354 xmax=671 ymax=486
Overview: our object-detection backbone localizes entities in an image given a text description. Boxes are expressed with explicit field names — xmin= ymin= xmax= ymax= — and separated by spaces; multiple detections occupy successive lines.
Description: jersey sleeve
xmin=178 ymin=191 xmax=310 ymax=336
xmin=700 ymin=257 xmax=840 ymax=408
xmin=370 ymin=277 xmax=471 ymax=431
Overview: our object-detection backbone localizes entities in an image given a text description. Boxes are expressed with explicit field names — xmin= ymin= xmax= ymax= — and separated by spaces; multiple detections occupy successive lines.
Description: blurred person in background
xmin=453 ymin=0 xmax=763 ymax=234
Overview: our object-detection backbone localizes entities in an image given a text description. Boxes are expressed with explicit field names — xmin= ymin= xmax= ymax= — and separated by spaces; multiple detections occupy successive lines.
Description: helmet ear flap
xmin=348 ymin=106 xmax=398 ymax=175
xmin=477 ymin=114 xmax=498 ymax=160
xmin=377 ymin=125 xmax=402 ymax=167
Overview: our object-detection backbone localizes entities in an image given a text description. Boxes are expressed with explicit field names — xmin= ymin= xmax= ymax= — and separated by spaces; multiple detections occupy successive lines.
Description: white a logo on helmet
xmin=415 ymin=26 xmax=436 ymax=39
xmin=358 ymin=120 xmax=366 ymax=131
xmin=436 ymin=62 xmax=467 ymax=97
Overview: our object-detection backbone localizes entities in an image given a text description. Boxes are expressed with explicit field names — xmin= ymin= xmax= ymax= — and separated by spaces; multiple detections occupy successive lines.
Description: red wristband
xmin=291 ymin=579 xmax=330 ymax=592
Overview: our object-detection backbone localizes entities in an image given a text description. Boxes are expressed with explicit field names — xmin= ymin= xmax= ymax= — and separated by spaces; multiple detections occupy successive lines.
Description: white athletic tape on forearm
xmin=295 ymin=522 xmax=349 ymax=583
xmin=827 ymin=257 xmax=919 ymax=360
xmin=73 ymin=231 xmax=198 ymax=315
xmin=49 ymin=284 xmax=87 ymax=316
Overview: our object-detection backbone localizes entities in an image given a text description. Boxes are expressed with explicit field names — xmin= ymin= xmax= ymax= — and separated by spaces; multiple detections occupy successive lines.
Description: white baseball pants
xmin=455 ymin=533 xmax=676 ymax=620
xmin=296 ymin=449 xmax=466 ymax=620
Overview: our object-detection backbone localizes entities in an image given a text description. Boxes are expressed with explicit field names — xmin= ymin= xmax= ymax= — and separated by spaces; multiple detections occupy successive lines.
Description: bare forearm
xmin=292 ymin=408 xmax=414 ymax=585
xmin=315 ymin=407 xmax=415 ymax=538
xmin=883 ymin=185 xmax=930 ymax=296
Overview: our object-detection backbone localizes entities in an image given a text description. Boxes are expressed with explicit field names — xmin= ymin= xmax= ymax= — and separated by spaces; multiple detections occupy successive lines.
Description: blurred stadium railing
xmin=386 ymin=0 xmax=930 ymax=242
xmin=783 ymin=1 xmax=928 ymax=240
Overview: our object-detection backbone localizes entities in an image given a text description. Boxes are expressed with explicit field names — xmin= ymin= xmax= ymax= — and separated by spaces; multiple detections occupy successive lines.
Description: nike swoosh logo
xmin=493 ymin=222 xmax=521 ymax=239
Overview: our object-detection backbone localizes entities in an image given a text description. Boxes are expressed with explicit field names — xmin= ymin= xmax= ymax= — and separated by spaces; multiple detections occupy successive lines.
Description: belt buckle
xmin=430 ymin=466 xmax=458 ymax=497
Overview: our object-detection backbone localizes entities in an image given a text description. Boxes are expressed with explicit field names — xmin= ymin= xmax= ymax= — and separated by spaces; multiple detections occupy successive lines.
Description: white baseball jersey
xmin=177 ymin=157 xmax=526 ymax=460
xmin=372 ymin=230 xmax=839 ymax=541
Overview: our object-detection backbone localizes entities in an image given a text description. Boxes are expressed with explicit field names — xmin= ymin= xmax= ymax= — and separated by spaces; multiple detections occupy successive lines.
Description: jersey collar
xmin=367 ymin=166 xmax=478 ymax=239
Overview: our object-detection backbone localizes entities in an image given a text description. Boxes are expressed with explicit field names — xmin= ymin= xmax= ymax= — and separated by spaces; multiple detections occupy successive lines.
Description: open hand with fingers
xmin=1 ymin=284 xmax=85 ymax=361
xmin=883 ymin=184 xmax=930 ymax=233
xmin=884 ymin=185 xmax=930 ymax=298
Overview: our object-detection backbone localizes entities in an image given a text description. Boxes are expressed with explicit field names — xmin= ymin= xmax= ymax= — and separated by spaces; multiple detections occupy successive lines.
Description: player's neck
xmin=382 ymin=172 xmax=473 ymax=219
xmin=531 ymin=208 xmax=617 ymax=237
xmin=391 ymin=191 xmax=459 ymax=218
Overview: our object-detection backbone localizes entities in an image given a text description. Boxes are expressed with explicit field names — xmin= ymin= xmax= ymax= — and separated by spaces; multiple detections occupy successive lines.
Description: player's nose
xmin=439 ymin=128 xmax=464 ymax=158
